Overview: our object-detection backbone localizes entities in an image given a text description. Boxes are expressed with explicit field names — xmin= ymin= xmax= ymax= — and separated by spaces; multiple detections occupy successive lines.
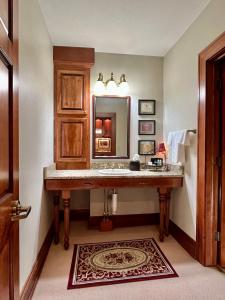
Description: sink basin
xmin=98 ymin=169 xmax=131 ymax=175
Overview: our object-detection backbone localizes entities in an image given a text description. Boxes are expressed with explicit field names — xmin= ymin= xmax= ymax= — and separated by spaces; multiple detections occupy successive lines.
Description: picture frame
xmin=138 ymin=140 xmax=155 ymax=155
xmin=138 ymin=120 xmax=155 ymax=135
xmin=95 ymin=137 xmax=112 ymax=153
xmin=138 ymin=99 xmax=156 ymax=115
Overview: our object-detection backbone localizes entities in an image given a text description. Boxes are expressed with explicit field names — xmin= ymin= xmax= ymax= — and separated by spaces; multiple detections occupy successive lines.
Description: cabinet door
xmin=56 ymin=68 xmax=89 ymax=115
xmin=55 ymin=118 xmax=90 ymax=169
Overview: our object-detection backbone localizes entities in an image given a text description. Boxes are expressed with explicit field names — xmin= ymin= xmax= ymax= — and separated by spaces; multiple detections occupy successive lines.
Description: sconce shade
xmin=158 ymin=142 xmax=166 ymax=152
xmin=106 ymin=72 xmax=118 ymax=95
xmin=94 ymin=73 xmax=106 ymax=95
xmin=119 ymin=74 xmax=129 ymax=96
xmin=95 ymin=118 xmax=102 ymax=129
xmin=103 ymin=119 xmax=112 ymax=137
xmin=95 ymin=118 xmax=103 ymax=135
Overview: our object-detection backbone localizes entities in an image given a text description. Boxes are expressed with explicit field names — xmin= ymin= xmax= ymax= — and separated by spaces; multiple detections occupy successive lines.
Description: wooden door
xmin=0 ymin=1 xmax=19 ymax=299
xmin=197 ymin=32 xmax=225 ymax=266
xmin=217 ymin=57 xmax=225 ymax=268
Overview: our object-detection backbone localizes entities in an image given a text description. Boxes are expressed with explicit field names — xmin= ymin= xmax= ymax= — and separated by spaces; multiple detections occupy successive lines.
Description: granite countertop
xmin=45 ymin=166 xmax=183 ymax=180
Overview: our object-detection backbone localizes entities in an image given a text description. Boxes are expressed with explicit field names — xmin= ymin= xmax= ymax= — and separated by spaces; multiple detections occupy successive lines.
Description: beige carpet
xmin=32 ymin=221 xmax=225 ymax=300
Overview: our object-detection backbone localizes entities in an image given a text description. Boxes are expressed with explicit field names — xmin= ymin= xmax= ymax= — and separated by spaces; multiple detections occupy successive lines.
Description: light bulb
xmin=118 ymin=74 xmax=129 ymax=96
xmin=106 ymin=72 xmax=118 ymax=95
xmin=119 ymin=81 xmax=129 ymax=96
xmin=94 ymin=73 xmax=106 ymax=95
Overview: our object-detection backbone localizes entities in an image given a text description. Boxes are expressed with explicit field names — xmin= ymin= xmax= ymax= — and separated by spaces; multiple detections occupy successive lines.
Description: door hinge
xmin=216 ymin=156 xmax=222 ymax=168
xmin=215 ymin=231 xmax=221 ymax=242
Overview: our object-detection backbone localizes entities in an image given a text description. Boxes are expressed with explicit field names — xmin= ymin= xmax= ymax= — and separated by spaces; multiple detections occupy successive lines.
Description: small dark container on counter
xmin=129 ymin=160 xmax=140 ymax=171
xmin=151 ymin=157 xmax=163 ymax=166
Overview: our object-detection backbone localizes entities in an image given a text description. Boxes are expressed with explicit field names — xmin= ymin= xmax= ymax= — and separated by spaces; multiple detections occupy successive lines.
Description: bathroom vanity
xmin=49 ymin=47 xmax=183 ymax=250
xmin=44 ymin=166 xmax=183 ymax=249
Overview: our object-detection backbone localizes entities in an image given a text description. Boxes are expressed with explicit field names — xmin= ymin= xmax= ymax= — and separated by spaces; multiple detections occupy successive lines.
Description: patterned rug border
xmin=68 ymin=238 xmax=178 ymax=289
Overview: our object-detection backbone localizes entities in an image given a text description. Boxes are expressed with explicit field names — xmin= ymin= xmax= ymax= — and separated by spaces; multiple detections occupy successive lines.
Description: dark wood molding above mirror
xmin=92 ymin=95 xmax=130 ymax=159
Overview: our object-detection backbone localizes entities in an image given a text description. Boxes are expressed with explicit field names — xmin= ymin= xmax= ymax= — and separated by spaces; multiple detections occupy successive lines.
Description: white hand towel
xmin=167 ymin=130 xmax=190 ymax=164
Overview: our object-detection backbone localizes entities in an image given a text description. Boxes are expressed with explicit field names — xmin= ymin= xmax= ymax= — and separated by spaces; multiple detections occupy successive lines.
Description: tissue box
xmin=129 ymin=161 xmax=140 ymax=171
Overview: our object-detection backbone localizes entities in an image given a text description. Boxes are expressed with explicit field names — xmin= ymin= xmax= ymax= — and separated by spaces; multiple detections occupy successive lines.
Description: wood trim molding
xmin=20 ymin=223 xmax=54 ymax=300
xmin=53 ymin=46 xmax=95 ymax=65
xmin=89 ymin=213 xmax=160 ymax=229
xmin=197 ymin=31 xmax=225 ymax=266
xmin=169 ymin=220 xmax=196 ymax=259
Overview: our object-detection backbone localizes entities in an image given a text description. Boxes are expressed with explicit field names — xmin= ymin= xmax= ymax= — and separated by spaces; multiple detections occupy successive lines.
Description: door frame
xmin=0 ymin=0 xmax=19 ymax=298
xmin=197 ymin=31 xmax=225 ymax=266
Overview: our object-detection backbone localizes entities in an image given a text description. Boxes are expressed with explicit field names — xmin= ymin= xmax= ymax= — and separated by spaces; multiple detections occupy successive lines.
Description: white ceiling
xmin=38 ymin=0 xmax=210 ymax=57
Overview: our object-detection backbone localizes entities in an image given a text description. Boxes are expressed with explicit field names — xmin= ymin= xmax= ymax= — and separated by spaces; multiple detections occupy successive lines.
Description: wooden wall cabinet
xmin=54 ymin=47 xmax=94 ymax=169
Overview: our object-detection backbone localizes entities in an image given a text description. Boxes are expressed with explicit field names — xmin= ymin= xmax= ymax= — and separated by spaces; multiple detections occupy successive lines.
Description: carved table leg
xmin=62 ymin=190 xmax=71 ymax=250
xmin=53 ymin=193 xmax=60 ymax=244
xmin=165 ymin=191 xmax=171 ymax=236
xmin=158 ymin=187 xmax=169 ymax=242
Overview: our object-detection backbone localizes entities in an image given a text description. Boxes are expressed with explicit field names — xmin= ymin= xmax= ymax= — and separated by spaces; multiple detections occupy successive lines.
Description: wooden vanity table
xmin=45 ymin=168 xmax=183 ymax=250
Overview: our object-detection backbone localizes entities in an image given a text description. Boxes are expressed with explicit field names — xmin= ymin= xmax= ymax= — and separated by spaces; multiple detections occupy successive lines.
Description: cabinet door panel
xmin=55 ymin=118 xmax=89 ymax=165
xmin=61 ymin=74 xmax=83 ymax=110
xmin=56 ymin=69 xmax=89 ymax=115
xmin=61 ymin=121 xmax=83 ymax=158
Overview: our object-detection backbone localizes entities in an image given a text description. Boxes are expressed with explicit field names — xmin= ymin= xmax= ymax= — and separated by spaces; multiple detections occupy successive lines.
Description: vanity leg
xmin=158 ymin=188 xmax=168 ymax=242
xmin=53 ymin=193 xmax=60 ymax=244
xmin=165 ymin=191 xmax=171 ymax=236
xmin=62 ymin=190 xmax=71 ymax=250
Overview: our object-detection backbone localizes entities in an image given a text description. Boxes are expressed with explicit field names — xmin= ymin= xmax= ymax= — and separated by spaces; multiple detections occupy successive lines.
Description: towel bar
xmin=187 ymin=129 xmax=197 ymax=134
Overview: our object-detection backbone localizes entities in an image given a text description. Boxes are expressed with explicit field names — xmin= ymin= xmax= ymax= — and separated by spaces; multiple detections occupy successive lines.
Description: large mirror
xmin=92 ymin=96 xmax=130 ymax=159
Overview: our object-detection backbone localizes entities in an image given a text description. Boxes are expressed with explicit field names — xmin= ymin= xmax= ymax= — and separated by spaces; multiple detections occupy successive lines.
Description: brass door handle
xmin=11 ymin=201 xmax=31 ymax=221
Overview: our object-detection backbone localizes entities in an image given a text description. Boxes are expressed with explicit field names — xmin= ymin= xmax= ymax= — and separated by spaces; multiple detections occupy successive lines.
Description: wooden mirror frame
xmin=92 ymin=95 xmax=131 ymax=159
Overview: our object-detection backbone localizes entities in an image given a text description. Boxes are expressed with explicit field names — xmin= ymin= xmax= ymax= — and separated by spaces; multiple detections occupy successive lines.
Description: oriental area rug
xmin=68 ymin=238 xmax=178 ymax=289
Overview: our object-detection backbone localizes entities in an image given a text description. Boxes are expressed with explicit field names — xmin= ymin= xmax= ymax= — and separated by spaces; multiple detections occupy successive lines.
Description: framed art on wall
xmin=138 ymin=120 xmax=155 ymax=135
xmin=138 ymin=140 xmax=155 ymax=155
xmin=95 ymin=137 xmax=112 ymax=153
xmin=138 ymin=99 xmax=156 ymax=115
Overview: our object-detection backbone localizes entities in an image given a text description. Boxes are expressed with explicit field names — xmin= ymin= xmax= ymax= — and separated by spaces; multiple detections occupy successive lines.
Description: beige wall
xmin=90 ymin=53 xmax=163 ymax=216
xmin=164 ymin=0 xmax=225 ymax=239
xmin=19 ymin=0 xmax=53 ymax=291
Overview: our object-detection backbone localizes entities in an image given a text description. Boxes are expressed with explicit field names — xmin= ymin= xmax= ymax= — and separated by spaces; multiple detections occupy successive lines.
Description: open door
xmin=0 ymin=1 xmax=31 ymax=299
xmin=217 ymin=57 xmax=225 ymax=269
xmin=197 ymin=32 xmax=225 ymax=267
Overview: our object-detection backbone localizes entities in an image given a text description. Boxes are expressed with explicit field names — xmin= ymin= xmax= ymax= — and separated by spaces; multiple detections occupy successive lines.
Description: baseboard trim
xmin=169 ymin=220 xmax=196 ymax=259
xmin=20 ymin=223 xmax=54 ymax=300
xmin=57 ymin=210 xmax=196 ymax=259
xmin=89 ymin=213 xmax=160 ymax=229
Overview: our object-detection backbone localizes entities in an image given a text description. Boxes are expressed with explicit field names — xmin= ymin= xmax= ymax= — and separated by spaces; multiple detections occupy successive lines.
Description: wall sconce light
xmin=94 ymin=73 xmax=106 ymax=96
xmin=118 ymin=74 xmax=129 ymax=96
xmin=94 ymin=72 xmax=129 ymax=96
xmin=106 ymin=72 xmax=118 ymax=95
xmin=95 ymin=118 xmax=103 ymax=135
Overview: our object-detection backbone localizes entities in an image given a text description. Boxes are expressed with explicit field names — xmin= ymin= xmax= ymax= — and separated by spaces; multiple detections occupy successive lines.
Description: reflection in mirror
xmin=93 ymin=96 xmax=130 ymax=159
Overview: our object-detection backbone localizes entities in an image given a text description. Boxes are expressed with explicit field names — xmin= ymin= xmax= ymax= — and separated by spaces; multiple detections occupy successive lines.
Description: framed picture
xmin=95 ymin=138 xmax=111 ymax=153
xmin=138 ymin=120 xmax=155 ymax=135
xmin=138 ymin=99 xmax=156 ymax=115
xmin=138 ymin=140 xmax=155 ymax=155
